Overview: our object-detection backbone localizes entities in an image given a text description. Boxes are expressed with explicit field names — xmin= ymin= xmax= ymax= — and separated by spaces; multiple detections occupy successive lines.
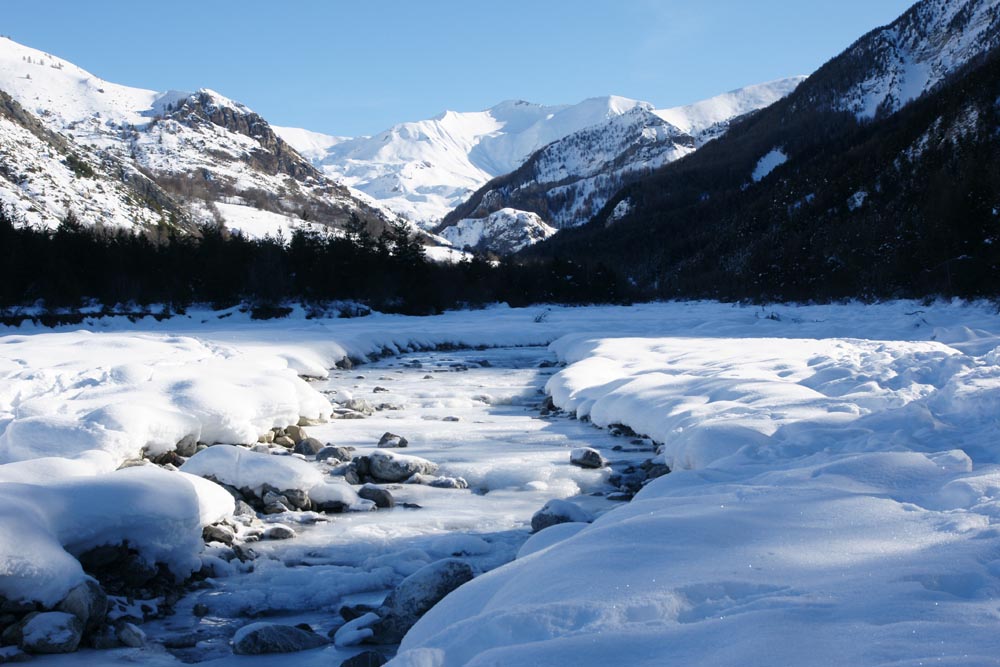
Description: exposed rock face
xmin=367 ymin=559 xmax=474 ymax=645
xmin=232 ymin=622 xmax=328 ymax=655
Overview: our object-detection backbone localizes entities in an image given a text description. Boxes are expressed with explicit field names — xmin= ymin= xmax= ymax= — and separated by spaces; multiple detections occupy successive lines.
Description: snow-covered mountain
xmin=435 ymin=78 xmax=804 ymax=252
xmin=277 ymin=96 xmax=650 ymax=227
xmin=531 ymin=0 xmax=1000 ymax=301
xmin=0 ymin=37 xmax=395 ymax=236
xmin=439 ymin=208 xmax=557 ymax=255
xmin=834 ymin=0 xmax=1000 ymax=118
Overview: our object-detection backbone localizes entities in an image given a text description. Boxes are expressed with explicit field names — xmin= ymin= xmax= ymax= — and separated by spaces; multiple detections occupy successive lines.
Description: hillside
xmin=528 ymin=0 xmax=1000 ymax=300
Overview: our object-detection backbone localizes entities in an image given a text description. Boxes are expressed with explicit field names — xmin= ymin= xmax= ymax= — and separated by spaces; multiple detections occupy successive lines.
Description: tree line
xmin=0 ymin=209 xmax=631 ymax=318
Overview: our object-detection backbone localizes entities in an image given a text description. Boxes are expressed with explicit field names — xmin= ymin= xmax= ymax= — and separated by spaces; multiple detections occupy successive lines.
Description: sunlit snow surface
xmin=5 ymin=301 xmax=1000 ymax=665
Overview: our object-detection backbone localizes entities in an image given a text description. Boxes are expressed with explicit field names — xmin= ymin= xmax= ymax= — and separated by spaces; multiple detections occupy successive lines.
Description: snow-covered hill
xmin=0 ymin=37 xmax=394 ymax=236
xmin=434 ymin=78 xmax=804 ymax=250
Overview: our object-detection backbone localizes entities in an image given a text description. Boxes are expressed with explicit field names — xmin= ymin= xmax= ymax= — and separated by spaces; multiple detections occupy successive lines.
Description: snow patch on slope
xmin=440 ymin=208 xmax=557 ymax=254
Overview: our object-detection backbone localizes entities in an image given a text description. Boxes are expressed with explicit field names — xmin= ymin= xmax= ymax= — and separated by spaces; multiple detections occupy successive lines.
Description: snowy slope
xmin=439 ymin=208 xmax=557 ymax=254
xmin=835 ymin=0 xmax=1000 ymax=118
xmin=0 ymin=37 xmax=394 ymax=236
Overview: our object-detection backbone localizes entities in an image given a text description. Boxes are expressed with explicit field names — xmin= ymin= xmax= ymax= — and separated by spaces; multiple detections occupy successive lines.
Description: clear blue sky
xmin=4 ymin=1 xmax=915 ymax=137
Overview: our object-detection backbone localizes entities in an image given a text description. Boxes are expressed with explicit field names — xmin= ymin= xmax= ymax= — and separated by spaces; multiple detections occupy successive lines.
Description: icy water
xmin=91 ymin=346 xmax=653 ymax=665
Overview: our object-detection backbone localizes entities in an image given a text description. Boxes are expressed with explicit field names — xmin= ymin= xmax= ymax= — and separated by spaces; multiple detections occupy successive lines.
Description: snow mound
xmin=181 ymin=445 xmax=323 ymax=494
xmin=0 ymin=466 xmax=232 ymax=606
xmin=0 ymin=331 xmax=332 ymax=465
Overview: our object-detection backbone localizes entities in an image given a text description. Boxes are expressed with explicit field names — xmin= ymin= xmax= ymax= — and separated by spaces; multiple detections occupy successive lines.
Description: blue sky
xmin=4 ymin=1 xmax=914 ymax=136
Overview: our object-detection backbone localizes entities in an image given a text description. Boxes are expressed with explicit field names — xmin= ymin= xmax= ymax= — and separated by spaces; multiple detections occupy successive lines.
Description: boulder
xmin=406 ymin=474 xmax=468 ymax=489
xmin=233 ymin=622 xmax=328 ymax=655
xmin=317 ymin=446 xmax=353 ymax=462
xmin=202 ymin=524 xmax=236 ymax=545
xmin=531 ymin=499 xmax=594 ymax=533
xmin=570 ymin=447 xmax=606 ymax=469
xmin=367 ymin=559 xmax=474 ymax=644
xmin=273 ymin=436 xmax=295 ymax=448
xmin=368 ymin=450 xmax=438 ymax=483
xmin=341 ymin=650 xmax=389 ymax=667
xmin=358 ymin=485 xmax=395 ymax=509
xmin=344 ymin=398 xmax=373 ymax=415
xmin=293 ymin=438 xmax=325 ymax=456
xmin=115 ymin=621 xmax=145 ymax=648
xmin=175 ymin=434 xmax=199 ymax=457
xmin=264 ymin=525 xmax=296 ymax=540
xmin=377 ymin=432 xmax=408 ymax=448
xmin=18 ymin=612 xmax=83 ymax=654
xmin=284 ymin=424 xmax=307 ymax=444
xmin=55 ymin=580 xmax=107 ymax=635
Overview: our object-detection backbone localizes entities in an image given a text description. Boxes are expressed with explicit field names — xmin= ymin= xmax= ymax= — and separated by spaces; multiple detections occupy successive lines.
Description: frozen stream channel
xmin=73 ymin=346 xmax=650 ymax=665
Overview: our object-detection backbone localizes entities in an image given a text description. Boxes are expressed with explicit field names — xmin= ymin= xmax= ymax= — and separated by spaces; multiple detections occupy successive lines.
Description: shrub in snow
xmin=530 ymin=499 xmax=594 ymax=533
xmin=232 ymin=622 xmax=328 ymax=655
xmin=367 ymin=559 xmax=474 ymax=645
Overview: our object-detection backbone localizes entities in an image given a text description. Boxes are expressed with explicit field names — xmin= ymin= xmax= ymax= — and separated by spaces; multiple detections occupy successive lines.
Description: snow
xmin=215 ymin=202 xmax=338 ymax=240
xmin=655 ymin=77 xmax=806 ymax=138
xmin=752 ymin=148 xmax=788 ymax=182
xmin=440 ymin=208 xmax=557 ymax=253
xmin=0 ymin=465 xmax=232 ymax=606
xmin=5 ymin=301 xmax=1000 ymax=665
xmin=839 ymin=0 xmax=1000 ymax=119
xmin=180 ymin=445 xmax=324 ymax=494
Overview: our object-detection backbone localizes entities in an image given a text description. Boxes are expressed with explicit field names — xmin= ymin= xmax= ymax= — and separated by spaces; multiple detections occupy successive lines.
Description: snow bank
xmin=0 ymin=331 xmax=332 ymax=465
xmin=392 ymin=329 xmax=1000 ymax=665
xmin=0 ymin=466 xmax=233 ymax=606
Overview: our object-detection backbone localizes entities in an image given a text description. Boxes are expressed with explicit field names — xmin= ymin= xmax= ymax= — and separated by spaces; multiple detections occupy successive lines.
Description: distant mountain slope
xmin=435 ymin=78 xmax=804 ymax=250
xmin=527 ymin=0 xmax=1000 ymax=300
xmin=278 ymin=96 xmax=650 ymax=227
xmin=0 ymin=37 xmax=394 ymax=236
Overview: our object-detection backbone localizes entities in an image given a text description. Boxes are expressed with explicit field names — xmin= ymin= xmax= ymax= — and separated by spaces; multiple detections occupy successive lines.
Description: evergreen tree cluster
xmin=0 ymin=209 xmax=631 ymax=317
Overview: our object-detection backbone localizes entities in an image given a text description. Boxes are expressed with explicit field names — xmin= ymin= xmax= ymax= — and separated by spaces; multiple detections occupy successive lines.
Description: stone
xmin=55 ymin=580 xmax=108 ymax=635
xmin=117 ymin=459 xmax=148 ymax=470
xmin=368 ymin=450 xmax=438 ymax=483
xmin=87 ymin=625 xmax=121 ymax=650
xmin=442 ymin=416 xmax=460 ymax=422
xmin=273 ymin=436 xmax=295 ymax=448
xmin=282 ymin=488 xmax=312 ymax=511
xmin=338 ymin=603 xmax=379 ymax=622
xmin=317 ymin=446 xmax=353 ymax=463
xmin=297 ymin=416 xmax=326 ymax=427
xmin=429 ymin=476 xmax=468 ymax=489
xmin=234 ymin=499 xmax=257 ymax=518
xmin=367 ymin=559 xmax=474 ymax=645
xmin=232 ymin=623 xmax=328 ymax=655
xmin=263 ymin=525 xmax=296 ymax=540
xmin=341 ymin=650 xmax=389 ymax=667
xmin=531 ymin=499 xmax=594 ymax=533
xmin=377 ymin=432 xmax=408 ymax=448
xmin=18 ymin=612 xmax=83 ymax=654
xmin=251 ymin=444 xmax=270 ymax=454
xmin=372 ymin=386 xmax=390 ymax=393
xmin=344 ymin=398 xmax=373 ymax=415
xmin=203 ymin=524 xmax=236 ymax=545
xmin=151 ymin=450 xmax=185 ymax=467
xmin=284 ymin=424 xmax=307 ymax=444
xmin=293 ymin=437 xmax=325 ymax=456
xmin=115 ymin=621 xmax=145 ymax=648
xmin=193 ymin=604 xmax=210 ymax=617
xmin=175 ymin=434 xmax=199 ymax=457
xmin=358 ymin=485 xmax=395 ymax=509
xmin=262 ymin=502 xmax=288 ymax=515
xmin=570 ymin=447 xmax=606 ymax=469
xmin=353 ymin=456 xmax=371 ymax=478
xmin=257 ymin=430 xmax=275 ymax=444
